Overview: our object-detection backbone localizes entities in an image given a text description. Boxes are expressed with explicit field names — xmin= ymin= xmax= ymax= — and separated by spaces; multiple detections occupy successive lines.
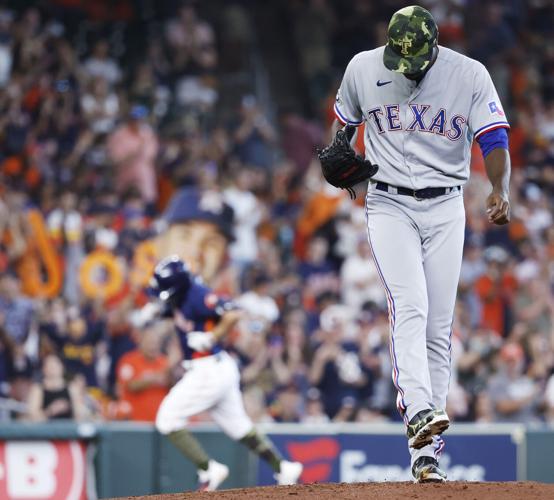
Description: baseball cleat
xmin=412 ymin=456 xmax=447 ymax=483
xmin=407 ymin=408 xmax=450 ymax=449
xmin=197 ymin=460 xmax=229 ymax=491
xmin=275 ymin=460 xmax=303 ymax=485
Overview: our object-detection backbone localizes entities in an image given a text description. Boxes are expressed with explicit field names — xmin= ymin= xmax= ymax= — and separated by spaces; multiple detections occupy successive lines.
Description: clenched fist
xmin=486 ymin=191 xmax=510 ymax=225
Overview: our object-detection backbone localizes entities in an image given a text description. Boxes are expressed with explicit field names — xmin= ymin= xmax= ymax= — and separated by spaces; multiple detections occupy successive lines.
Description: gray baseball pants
xmin=365 ymin=182 xmax=465 ymax=465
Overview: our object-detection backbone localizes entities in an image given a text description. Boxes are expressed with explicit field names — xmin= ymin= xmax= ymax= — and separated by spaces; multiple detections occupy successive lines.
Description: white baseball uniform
xmin=155 ymin=280 xmax=254 ymax=441
xmin=156 ymin=350 xmax=254 ymax=440
xmin=334 ymin=45 xmax=509 ymax=466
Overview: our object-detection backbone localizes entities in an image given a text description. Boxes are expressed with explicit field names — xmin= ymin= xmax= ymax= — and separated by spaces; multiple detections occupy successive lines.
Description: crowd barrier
xmin=0 ymin=421 xmax=552 ymax=499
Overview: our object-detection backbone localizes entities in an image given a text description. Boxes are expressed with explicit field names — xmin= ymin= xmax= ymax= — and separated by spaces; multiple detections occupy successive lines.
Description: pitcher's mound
xmin=114 ymin=481 xmax=553 ymax=500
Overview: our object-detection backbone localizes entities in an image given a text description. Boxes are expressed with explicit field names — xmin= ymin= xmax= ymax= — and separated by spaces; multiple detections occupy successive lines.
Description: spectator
xmin=358 ymin=304 xmax=394 ymax=417
xmin=233 ymin=95 xmax=276 ymax=168
xmin=514 ymin=278 xmax=552 ymax=334
xmin=116 ymin=192 xmax=152 ymax=260
xmin=47 ymin=191 xmax=84 ymax=304
xmin=457 ymin=327 xmax=502 ymax=403
xmin=83 ymin=40 xmax=121 ymax=85
xmin=474 ymin=393 xmax=495 ymax=423
xmin=0 ymin=325 xmax=32 ymax=404
xmin=458 ymin=241 xmax=486 ymax=327
xmin=298 ymin=236 xmax=340 ymax=311
xmin=474 ymin=246 xmax=517 ymax=336
xmin=0 ymin=193 xmax=27 ymax=268
xmin=128 ymin=63 xmax=169 ymax=120
xmin=301 ymin=387 xmax=330 ymax=424
xmin=340 ymin=235 xmax=384 ymax=312
xmin=41 ymin=305 xmax=105 ymax=389
xmin=80 ymin=76 xmax=119 ymax=135
xmin=237 ymin=272 xmax=279 ymax=334
xmin=116 ymin=324 xmax=170 ymax=422
xmin=165 ymin=2 xmax=217 ymax=74
xmin=107 ymin=105 xmax=159 ymax=206
xmin=271 ymin=383 xmax=303 ymax=423
xmin=309 ymin=304 xmax=366 ymax=419
xmin=0 ymin=274 xmax=35 ymax=344
xmin=26 ymin=353 xmax=87 ymax=421
xmin=487 ymin=343 xmax=540 ymax=423
xmin=224 ymin=168 xmax=263 ymax=268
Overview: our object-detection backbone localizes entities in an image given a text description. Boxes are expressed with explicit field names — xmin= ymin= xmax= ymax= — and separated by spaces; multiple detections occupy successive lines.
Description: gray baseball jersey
xmin=334 ymin=46 xmax=510 ymax=189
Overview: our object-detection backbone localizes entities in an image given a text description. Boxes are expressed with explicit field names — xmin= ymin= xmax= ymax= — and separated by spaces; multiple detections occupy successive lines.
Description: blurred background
xmin=0 ymin=0 xmax=552 ymax=496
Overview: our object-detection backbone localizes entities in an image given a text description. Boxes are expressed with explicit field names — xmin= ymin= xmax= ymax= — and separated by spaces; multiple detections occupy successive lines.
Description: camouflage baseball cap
xmin=383 ymin=5 xmax=438 ymax=74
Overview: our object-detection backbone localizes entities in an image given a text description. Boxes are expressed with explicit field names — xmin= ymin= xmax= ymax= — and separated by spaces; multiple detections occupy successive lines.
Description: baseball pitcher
xmin=319 ymin=5 xmax=511 ymax=482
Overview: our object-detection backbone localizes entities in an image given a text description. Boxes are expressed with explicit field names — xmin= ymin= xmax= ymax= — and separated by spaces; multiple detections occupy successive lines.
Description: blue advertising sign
xmin=257 ymin=430 xmax=518 ymax=485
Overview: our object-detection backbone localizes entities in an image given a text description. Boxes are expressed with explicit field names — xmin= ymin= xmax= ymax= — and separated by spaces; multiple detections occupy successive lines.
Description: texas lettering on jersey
xmin=366 ymin=104 xmax=466 ymax=141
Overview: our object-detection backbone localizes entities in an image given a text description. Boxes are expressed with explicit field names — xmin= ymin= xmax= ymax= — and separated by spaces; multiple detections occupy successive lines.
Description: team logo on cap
xmin=399 ymin=35 xmax=412 ymax=55
xmin=383 ymin=6 xmax=438 ymax=75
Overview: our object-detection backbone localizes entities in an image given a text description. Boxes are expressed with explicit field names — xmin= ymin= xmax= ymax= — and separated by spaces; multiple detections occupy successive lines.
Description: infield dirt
xmin=112 ymin=481 xmax=554 ymax=500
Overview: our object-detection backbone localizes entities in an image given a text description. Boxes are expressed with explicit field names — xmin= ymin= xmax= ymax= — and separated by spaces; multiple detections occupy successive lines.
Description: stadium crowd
xmin=0 ymin=0 xmax=552 ymax=427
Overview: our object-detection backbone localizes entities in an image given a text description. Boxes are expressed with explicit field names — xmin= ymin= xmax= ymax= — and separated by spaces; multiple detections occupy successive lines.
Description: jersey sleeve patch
xmin=190 ymin=282 xmax=232 ymax=318
xmin=488 ymin=101 xmax=505 ymax=116
xmin=204 ymin=293 xmax=219 ymax=309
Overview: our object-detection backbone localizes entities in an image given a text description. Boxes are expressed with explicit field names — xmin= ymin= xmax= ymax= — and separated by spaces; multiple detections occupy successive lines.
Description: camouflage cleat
xmin=407 ymin=408 xmax=450 ymax=449
xmin=383 ymin=5 xmax=438 ymax=75
xmin=412 ymin=456 xmax=447 ymax=483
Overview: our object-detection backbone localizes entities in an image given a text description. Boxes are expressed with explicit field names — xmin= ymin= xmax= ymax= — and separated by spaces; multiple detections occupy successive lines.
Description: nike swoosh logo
xmin=376 ymin=80 xmax=392 ymax=87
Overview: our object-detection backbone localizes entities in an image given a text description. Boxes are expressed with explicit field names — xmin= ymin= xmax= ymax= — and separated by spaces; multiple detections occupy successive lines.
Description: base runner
xmin=150 ymin=256 xmax=303 ymax=491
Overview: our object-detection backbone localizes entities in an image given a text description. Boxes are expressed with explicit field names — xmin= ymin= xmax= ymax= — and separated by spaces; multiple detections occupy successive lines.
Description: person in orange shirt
xmin=117 ymin=323 xmax=170 ymax=422
xmin=474 ymin=246 xmax=517 ymax=337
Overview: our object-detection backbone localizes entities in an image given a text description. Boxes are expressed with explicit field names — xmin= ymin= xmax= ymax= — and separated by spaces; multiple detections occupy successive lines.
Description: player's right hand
xmin=187 ymin=331 xmax=215 ymax=352
xmin=486 ymin=191 xmax=510 ymax=225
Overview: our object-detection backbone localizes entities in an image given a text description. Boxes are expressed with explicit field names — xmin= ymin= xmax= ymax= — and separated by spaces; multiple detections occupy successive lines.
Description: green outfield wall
xmin=0 ymin=422 xmax=552 ymax=498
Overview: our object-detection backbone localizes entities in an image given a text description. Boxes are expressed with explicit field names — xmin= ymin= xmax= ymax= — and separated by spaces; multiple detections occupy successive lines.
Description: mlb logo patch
xmin=488 ymin=101 xmax=505 ymax=116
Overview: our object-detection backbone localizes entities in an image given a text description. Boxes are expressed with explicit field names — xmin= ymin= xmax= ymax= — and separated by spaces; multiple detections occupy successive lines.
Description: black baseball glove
xmin=317 ymin=126 xmax=379 ymax=198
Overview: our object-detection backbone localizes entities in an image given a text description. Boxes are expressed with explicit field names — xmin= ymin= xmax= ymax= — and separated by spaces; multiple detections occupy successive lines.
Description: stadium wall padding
xmin=524 ymin=428 xmax=554 ymax=483
xmin=0 ymin=422 xmax=553 ymax=498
